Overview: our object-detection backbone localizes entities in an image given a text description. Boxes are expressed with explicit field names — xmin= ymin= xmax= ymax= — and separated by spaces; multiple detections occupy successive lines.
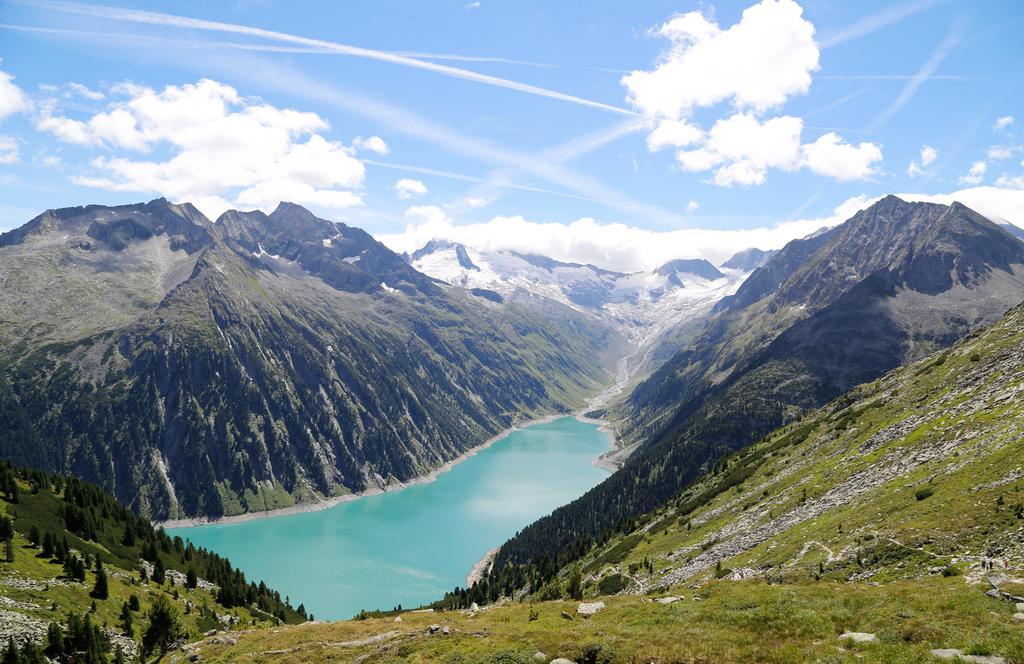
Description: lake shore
xmin=466 ymin=546 xmax=499 ymax=587
xmin=575 ymin=412 xmax=624 ymax=472
xmin=158 ymin=412 xmax=567 ymax=530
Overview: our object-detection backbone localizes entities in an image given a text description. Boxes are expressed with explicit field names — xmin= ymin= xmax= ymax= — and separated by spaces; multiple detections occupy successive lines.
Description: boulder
xmin=577 ymin=601 xmax=605 ymax=617
xmin=1012 ymin=612 xmax=1024 ymax=622
xmin=931 ymin=649 xmax=1006 ymax=664
xmin=428 ymin=624 xmax=441 ymax=634
xmin=550 ymin=660 xmax=577 ymax=664
xmin=839 ymin=632 xmax=876 ymax=644
xmin=470 ymin=602 xmax=480 ymax=612
xmin=442 ymin=626 xmax=450 ymax=635
xmin=394 ymin=616 xmax=402 ymax=622
xmin=560 ymin=611 xmax=574 ymax=621
xmin=655 ymin=596 xmax=681 ymax=604
xmin=533 ymin=652 xmax=547 ymax=662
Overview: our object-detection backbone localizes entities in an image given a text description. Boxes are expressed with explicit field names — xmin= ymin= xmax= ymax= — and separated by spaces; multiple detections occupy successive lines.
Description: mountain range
xmin=0 ymin=199 xmax=620 ymax=520
xmin=492 ymin=195 xmax=1024 ymax=573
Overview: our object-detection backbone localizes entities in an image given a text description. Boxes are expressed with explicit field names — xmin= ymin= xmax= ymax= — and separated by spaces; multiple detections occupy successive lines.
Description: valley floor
xmin=173 ymin=576 xmax=1024 ymax=663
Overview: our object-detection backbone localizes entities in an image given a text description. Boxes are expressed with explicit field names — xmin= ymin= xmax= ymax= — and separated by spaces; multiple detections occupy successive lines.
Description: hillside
xmin=0 ymin=200 xmax=619 ymax=520
xmin=0 ymin=462 xmax=306 ymax=663
xmin=182 ymin=297 xmax=1024 ymax=662
xmin=494 ymin=197 xmax=1024 ymax=572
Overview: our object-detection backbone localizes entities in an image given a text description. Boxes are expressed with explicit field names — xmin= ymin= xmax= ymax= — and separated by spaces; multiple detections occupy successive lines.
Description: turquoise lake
xmin=168 ymin=416 xmax=611 ymax=620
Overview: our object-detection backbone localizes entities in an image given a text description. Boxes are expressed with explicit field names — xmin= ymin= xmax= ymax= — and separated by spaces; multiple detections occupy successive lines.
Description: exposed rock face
xmin=576 ymin=601 xmax=605 ymax=616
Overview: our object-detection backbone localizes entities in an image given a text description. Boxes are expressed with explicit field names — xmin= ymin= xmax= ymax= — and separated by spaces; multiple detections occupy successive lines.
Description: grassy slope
xmin=0 ymin=473 xmax=305 ymax=660
xmin=185 ymin=303 xmax=1024 ymax=663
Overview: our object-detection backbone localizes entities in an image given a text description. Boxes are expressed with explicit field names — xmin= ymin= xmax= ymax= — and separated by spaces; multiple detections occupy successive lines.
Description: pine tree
xmin=90 ymin=563 xmax=109 ymax=600
xmin=152 ymin=557 xmax=165 ymax=585
xmin=186 ymin=567 xmax=198 ymax=590
xmin=119 ymin=601 xmax=134 ymax=637
xmin=142 ymin=595 xmax=182 ymax=658
xmin=4 ymin=538 xmax=13 ymax=564
xmin=567 ymin=564 xmax=583 ymax=600
xmin=2 ymin=637 xmax=19 ymax=664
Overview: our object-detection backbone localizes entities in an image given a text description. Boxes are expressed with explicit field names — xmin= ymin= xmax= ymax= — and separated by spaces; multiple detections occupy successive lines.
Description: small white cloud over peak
xmin=395 ymin=178 xmax=428 ymax=199
xmin=920 ymin=145 xmax=937 ymax=166
xmin=907 ymin=145 xmax=937 ymax=178
xmin=353 ymin=135 xmax=390 ymax=155
xmin=959 ymin=160 xmax=987 ymax=185
xmin=994 ymin=116 xmax=1014 ymax=131
xmin=0 ymin=69 xmax=29 ymax=120
xmin=801 ymin=132 xmax=882 ymax=182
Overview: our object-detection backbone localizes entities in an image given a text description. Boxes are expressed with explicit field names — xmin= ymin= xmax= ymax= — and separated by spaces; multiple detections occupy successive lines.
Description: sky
xmin=0 ymin=0 xmax=1022 ymax=269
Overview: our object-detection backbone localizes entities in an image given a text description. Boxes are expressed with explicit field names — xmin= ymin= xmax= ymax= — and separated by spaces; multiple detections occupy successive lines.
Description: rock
xmin=394 ymin=616 xmax=402 ymax=622
xmin=577 ymin=601 xmax=605 ymax=617
xmin=655 ymin=596 xmax=681 ymax=604
xmin=550 ymin=660 xmax=577 ymax=664
xmin=985 ymin=588 xmax=1001 ymax=598
xmin=560 ymin=610 xmax=574 ymax=620
xmin=839 ymin=632 xmax=876 ymax=644
xmin=428 ymin=624 xmax=441 ymax=634
xmin=1016 ymin=602 xmax=1024 ymax=611
xmin=469 ymin=602 xmax=480 ymax=612
xmin=533 ymin=652 xmax=547 ymax=662
xmin=1013 ymin=612 xmax=1024 ymax=622
xmin=930 ymin=649 xmax=1006 ymax=664
xmin=442 ymin=626 xmax=450 ymax=635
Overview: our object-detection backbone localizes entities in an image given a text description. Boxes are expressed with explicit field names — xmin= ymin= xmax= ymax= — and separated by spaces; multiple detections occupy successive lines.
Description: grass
xmin=190 ymin=576 xmax=1023 ymax=663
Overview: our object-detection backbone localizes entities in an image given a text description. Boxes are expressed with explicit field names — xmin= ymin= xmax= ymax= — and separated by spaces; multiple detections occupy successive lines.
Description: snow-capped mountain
xmin=406 ymin=241 xmax=752 ymax=372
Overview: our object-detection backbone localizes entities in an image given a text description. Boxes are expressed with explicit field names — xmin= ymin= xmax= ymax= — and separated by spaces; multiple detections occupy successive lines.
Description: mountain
xmin=720 ymin=246 xmax=777 ymax=271
xmin=192 ymin=299 xmax=1024 ymax=663
xmin=998 ymin=219 xmax=1024 ymax=242
xmin=491 ymin=196 xmax=1024 ymax=574
xmin=0 ymin=199 xmax=619 ymax=520
xmin=0 ymin=461 xmax=306 ymax=662
xmin=407 ymin=242 xmax=747 ymax=378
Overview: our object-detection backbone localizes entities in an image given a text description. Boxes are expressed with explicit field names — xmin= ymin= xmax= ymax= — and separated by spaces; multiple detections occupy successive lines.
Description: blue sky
xmin=0 ymin=0 xmax=1022 ymax=268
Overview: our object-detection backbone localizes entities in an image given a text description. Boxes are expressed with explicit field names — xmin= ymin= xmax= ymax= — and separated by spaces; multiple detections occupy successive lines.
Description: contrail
xmin=24 ymin=0 xmax=638 ymax=117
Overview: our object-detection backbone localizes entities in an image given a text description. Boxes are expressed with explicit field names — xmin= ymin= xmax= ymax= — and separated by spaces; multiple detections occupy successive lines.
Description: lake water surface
xmin=168 ymin=416 xmax=611 ymax=619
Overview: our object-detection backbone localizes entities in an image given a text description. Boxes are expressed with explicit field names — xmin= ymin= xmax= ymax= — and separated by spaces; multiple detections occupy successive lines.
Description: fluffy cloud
xmin=675 ymin=113 xmax=880 ymax=186
xmin=395 ymin=178 xmax=428 ymax=199
xmin=959 ymin=160 xmax=987 ymax=185
xmin=0 ymin=69 xmax=29 ymax=120
xmin=994 ymin=116 xmax=1014 ymax=131
xmin=0 ymin=135 xmax=18 ymax=164
xmin=907 ymin=145 xmax=937 ymax=178
xmin=66 ymin=82 xmax=105 ymax=102
xmin=36 ymin=78 xmax=365 ymax=218
xmin=622 ymin=0 xmax=818 ymax=119
xmin=378 ymin=185 xmax=1024 ymax=272
xmin=646 ymin=119 xmax=703 ymax=152
xmin=625 ymin=2 xmax=879 ymax=185
xmin=987 ymin=145 xmax=1020 ymax=161
xmin=995 ymin=175 xmax=1024 ymax=189
xmin=353 ymin=135 xmax=390 ymax=155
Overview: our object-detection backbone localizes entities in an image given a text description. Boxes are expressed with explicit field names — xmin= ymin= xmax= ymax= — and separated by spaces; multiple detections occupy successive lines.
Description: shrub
xmin=597 ymin=574 xmax=627 ymax=595
xmin=915 ymin=487 xmax=934 ymax=501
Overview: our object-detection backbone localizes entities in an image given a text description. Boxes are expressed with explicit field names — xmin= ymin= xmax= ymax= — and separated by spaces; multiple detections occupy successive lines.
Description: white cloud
xmin=0 ymin=69 xmax=29 ymax=120
xmin=994 ymin=116 xmax=1014 ymax=131
xmin=622 ymin=0 xmax=818 ymax=120
xmin=395 ymin=178 xmax=428 ymax=199
xmin=995 ymin=175 xmax=1024 ymax=189
xmin=674 ymin=113 xmax=880 ymax=186
xmin=353 ymin=135 xmax=390 ymax=155
xmin=37 ymin=78 xmax=365 ymax=218
xmin=0 ymin=135 xmax=18 ymax=164
xmin=800 ymin=132 xmax=882 ymax=181
xmin=686 ymin=199 xmax=699 ymax=213
xmin=462 ymin=196 xmax=487 ymax=208
xmin=646 ymin=119 xmax=702 ymax=152
xmin=66 ymin=82 xmax=105 ymax=101
xmin=379 ymin=185 xmax=1024 ymax=271
xmin=959 ymin=160 xmax=987 ymax=185
xmin=907 ymin=145 xmax=937 ymax=178
xmin=466 ymin=1 xmax=481 ymax=8
xmin=987 ymin=145 xmax=1019 ymax=161
xmin=920 ymin=145 xmax=937 ymax=166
